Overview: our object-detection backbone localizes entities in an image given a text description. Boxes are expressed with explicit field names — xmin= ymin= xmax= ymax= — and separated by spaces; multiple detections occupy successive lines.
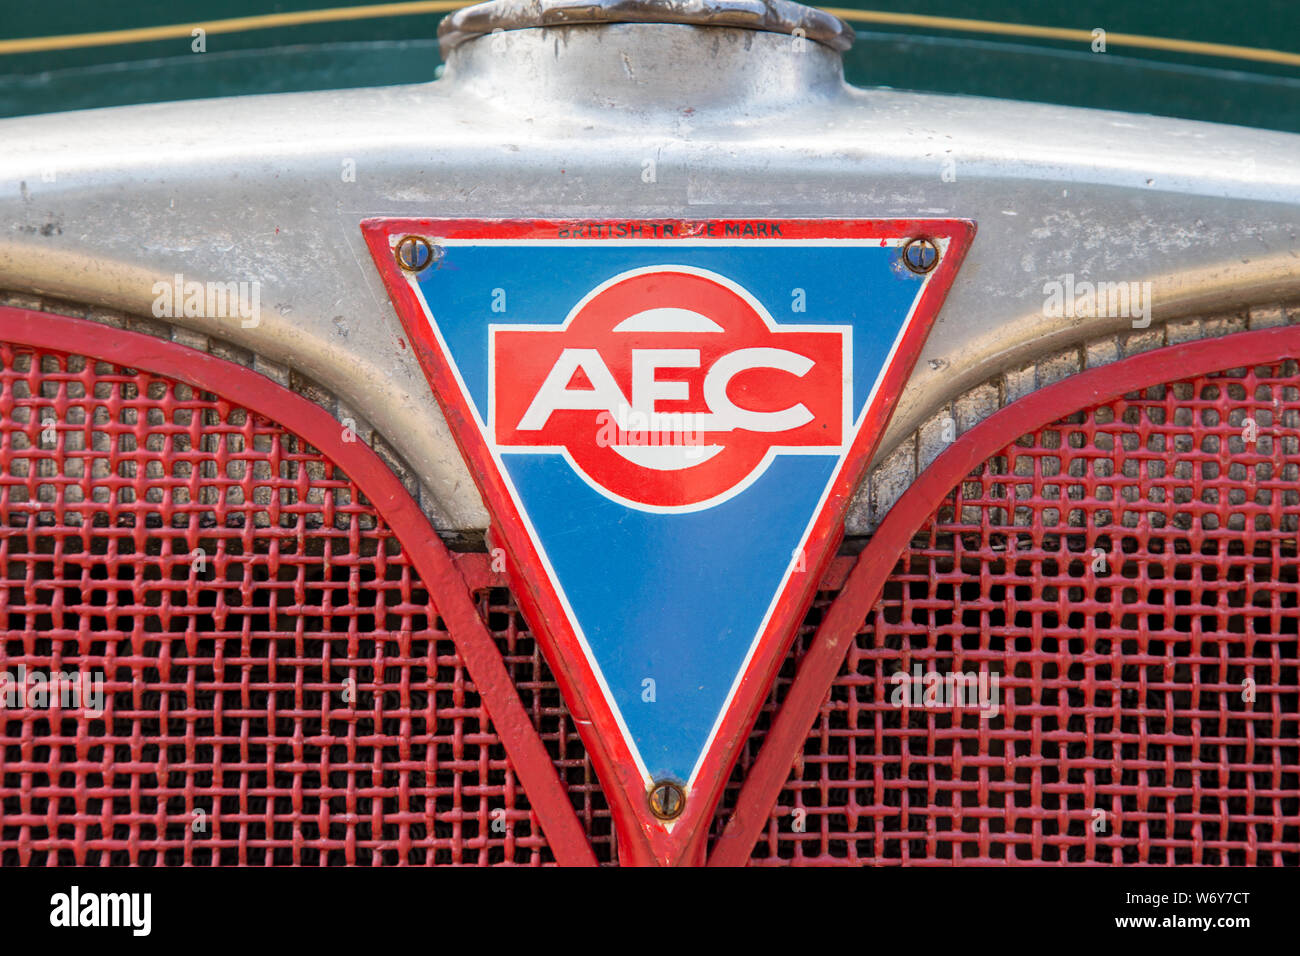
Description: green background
xmin=2 ymin=1 xmax=1299 ymax=131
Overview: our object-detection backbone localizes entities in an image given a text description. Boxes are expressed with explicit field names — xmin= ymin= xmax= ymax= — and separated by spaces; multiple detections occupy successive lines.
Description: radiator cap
xmin=438 ymin=0 xmax=855 ymax=55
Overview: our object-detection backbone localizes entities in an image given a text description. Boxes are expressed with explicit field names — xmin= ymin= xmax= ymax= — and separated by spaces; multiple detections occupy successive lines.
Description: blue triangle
xmin=502 ymin=451 xmax=835 ymax=781
xmin=414 ymin=241 xmax=926 ymax=781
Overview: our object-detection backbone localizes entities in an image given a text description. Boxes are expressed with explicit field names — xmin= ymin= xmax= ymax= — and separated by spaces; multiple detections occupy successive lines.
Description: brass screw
xmin=648 ymin=780 xmax=686 ymax=820
xmin=395 ymin=235 xmax=435 ymax=273
xmin=902 ymin=237 xmax=940 ymax=274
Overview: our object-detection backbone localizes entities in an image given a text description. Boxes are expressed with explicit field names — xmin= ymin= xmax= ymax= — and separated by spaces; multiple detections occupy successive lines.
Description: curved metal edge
xmin=853 ymin=300 xmax=1300 ymax=536
xmin=438 ymin=0 xmax=855 ymax=54
xmin=0 ymin=288 xmax=481 ymax=547
xmin=872 ymin=254 xmax=1300 ymax=510
xmin=708 ymin=323 xmax=1300 ymax=866
xmin=0 ymin=304 xmax=599 ymax=869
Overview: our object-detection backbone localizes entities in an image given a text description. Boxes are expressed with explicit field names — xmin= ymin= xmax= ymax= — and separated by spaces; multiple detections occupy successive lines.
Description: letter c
xmin=702 ymin=348 xmax=815 ymax=432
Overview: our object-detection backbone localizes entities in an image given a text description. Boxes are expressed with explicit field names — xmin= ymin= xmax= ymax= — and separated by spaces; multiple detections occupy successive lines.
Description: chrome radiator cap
xmin=438 ymin=0 xmax=856 ymax=54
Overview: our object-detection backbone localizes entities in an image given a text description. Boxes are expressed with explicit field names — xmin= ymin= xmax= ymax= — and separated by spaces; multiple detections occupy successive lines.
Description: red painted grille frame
xmin=0 ymin=307 xmax=596 ymax=866
xmin=713 ymin=326 xmax=1300 ymax=866
xmin=2 ymin=307 xmax=1297 ymax=866
xmin=0 ymin=347 xmax=546 ymax=865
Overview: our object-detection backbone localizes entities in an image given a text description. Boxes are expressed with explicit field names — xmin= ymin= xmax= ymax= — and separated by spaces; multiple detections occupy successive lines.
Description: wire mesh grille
xmin=742 ymin=361 xmax=1300 ymax=865
xmin=11 ymin=341 xmax=1297 ymax=866
xmin=472 ymin=583 xmax=616 ymax=863
xmin=0 ymin=344 xmax=563 ymax=865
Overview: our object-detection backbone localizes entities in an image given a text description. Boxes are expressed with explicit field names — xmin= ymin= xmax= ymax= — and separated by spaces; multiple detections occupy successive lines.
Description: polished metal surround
xmin=2 ymin=15 xmax=1299 ymax=533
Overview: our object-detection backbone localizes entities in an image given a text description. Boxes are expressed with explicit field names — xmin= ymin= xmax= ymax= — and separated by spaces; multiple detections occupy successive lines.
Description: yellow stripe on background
xmin=2 ymin=1 xmax=1299 ymax=70
xmin=0 ymin=1 xmax=469 ymax=55
xmin=821 ymin=8 xmax=1300 ymax=68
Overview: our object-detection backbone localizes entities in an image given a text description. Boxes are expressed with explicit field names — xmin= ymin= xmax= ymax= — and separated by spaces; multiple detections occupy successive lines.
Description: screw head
xmin=902 ymin=237 xmax=940 ymax=275
xmin=648 ymin=780 xmax=686 ymax=820
xmin=395 ymin=235 xmax=435 ymax=273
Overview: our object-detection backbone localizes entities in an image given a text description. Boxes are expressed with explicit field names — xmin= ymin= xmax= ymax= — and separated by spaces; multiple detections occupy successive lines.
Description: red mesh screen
xmin=739 ymin=360 xmax=1300 ymax=865
xmin=12 ymin=339 xmax=1298 ymax=867
xmin=0 ymin=343 xmax=580 ymax=865
xmin=472 ymin=583 xmax=616 ymax=863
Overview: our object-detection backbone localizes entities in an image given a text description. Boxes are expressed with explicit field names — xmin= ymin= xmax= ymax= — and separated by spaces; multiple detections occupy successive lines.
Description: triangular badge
xmin=364 ymin=218 xmax=974 ymax=865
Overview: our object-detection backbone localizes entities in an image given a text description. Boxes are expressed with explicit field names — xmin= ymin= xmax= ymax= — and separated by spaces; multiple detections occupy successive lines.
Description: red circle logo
xmin=492 ymin=267 xmax=846 ymax=510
